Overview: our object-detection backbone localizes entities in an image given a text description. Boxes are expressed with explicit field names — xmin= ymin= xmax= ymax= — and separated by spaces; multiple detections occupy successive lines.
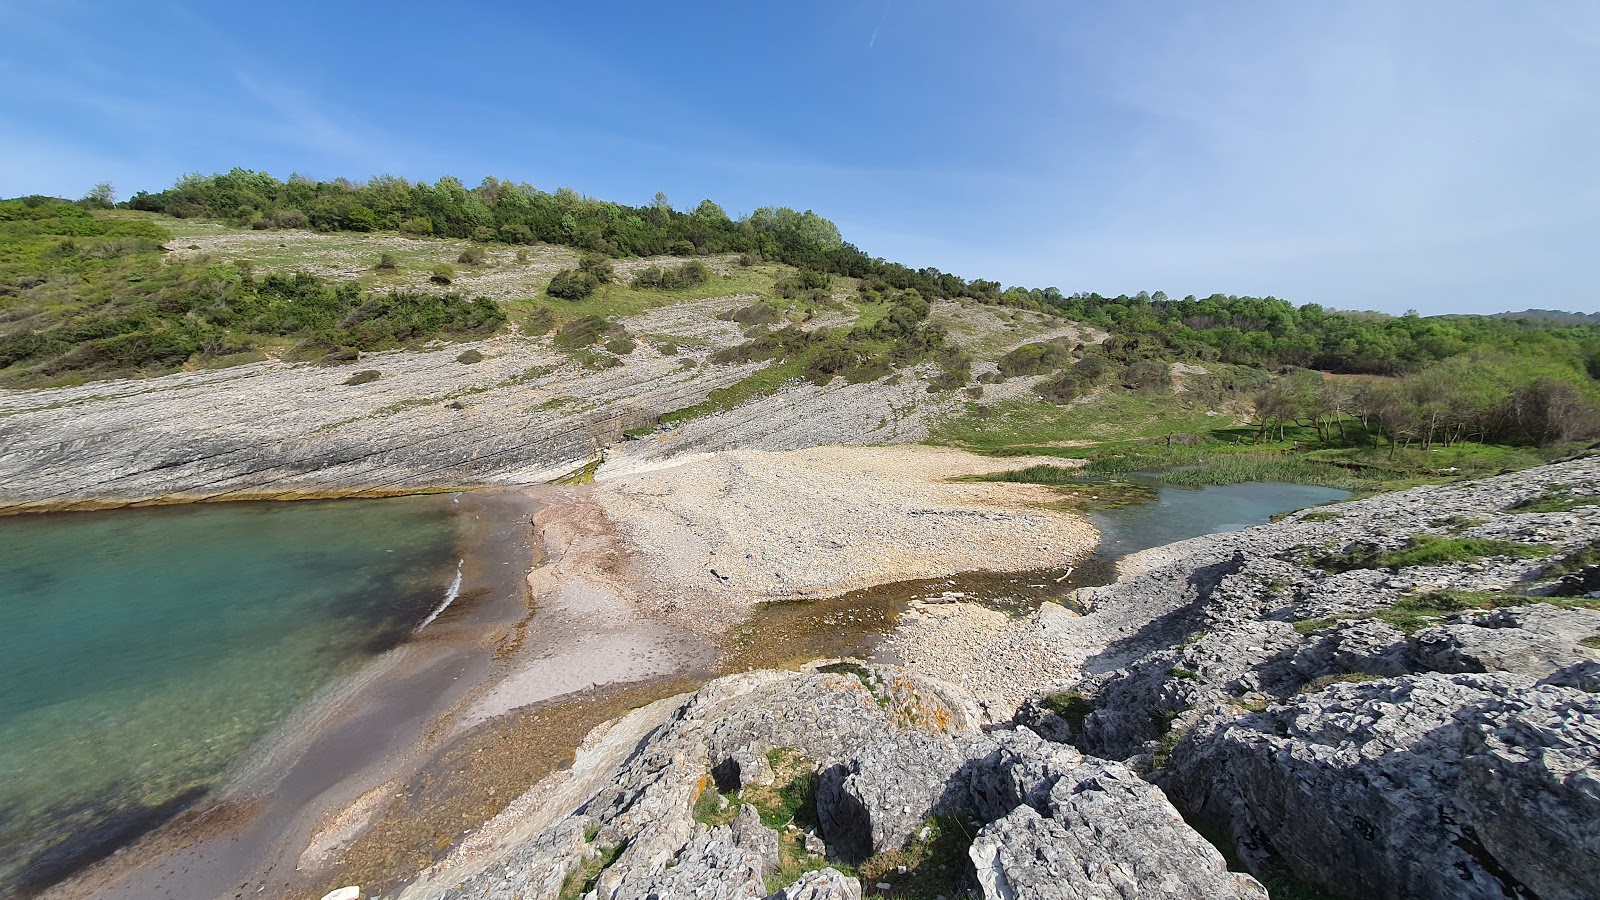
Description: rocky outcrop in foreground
xmin=400 ymin=669 xmax=1264 ymax=900
xmin=1036 ymin=455 xmax=1600 ymax=899
xmin=403 ymin=457 xmax=1598 ymax=900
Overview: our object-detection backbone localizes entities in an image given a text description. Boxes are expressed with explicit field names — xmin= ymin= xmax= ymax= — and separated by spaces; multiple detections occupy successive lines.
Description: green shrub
xmin=374 ymin=252 xmax=398 ymax=271
xmin=1037 ymin=372 xmax=1082 ymax=403
xmin=456 ymin=348 xmax=484 ymax=364
xmin=429 ymin=263 xmax=455 ymax=285
xmin=631 ymin=260 xmax=709 ymax=290
xmin=399 ymin=217 xmax=433 ymax=235
xmin=577 ymin=252 xmax=614 ymax=283
xmin=547 ymin=268 xmax=599 ymax=299
xmin=524 ymin=307 xmax=556 ymax=335
xmin=343 ymin=369 xmax=380 ymax=385
xmin=458 ymin=246 xmax=487 ymax=265
xmin=1120 ymin=360 xmax=1173 ymax=392
xmin=997 ymin=339 xmax=1074 ymax=377
xmin=553 ymin=315 xmax=621 ymax=350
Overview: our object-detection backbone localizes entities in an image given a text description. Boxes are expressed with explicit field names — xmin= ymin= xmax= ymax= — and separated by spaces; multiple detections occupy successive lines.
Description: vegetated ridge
xmin=2 ymin=172 xmax=1598 ymax=511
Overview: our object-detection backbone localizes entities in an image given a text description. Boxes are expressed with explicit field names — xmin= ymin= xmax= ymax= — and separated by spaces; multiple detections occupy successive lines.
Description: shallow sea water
xmin=0 ymin=495 xmax=465 ymax=895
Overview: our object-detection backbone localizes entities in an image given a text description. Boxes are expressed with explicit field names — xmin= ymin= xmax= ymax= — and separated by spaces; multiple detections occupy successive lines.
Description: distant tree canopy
xmin=1251 ymin=353 xmax=1600 ymax=451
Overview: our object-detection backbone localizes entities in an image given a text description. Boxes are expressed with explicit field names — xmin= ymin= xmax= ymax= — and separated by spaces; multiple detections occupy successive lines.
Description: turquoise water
xmin=1092 ymin=478 xmax=1350 ymax=558
xmin=0 ymin=496 xmax=465 ymax=895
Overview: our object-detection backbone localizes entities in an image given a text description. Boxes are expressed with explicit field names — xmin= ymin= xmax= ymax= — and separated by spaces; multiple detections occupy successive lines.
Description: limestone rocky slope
xmin=396 ymin=457 xmax=1599 ymax=900
xmin=0 ymin=293 xmax=1075 ymax=513
xmin=1027 ymin=455 xmax=1600 ymax=899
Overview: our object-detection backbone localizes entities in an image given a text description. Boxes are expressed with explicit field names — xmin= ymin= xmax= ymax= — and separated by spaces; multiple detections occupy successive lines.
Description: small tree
xmin=547 ymin=268 xmax=598 ymax=300
xmin=81 ymin=182 xmax=116 ymax=208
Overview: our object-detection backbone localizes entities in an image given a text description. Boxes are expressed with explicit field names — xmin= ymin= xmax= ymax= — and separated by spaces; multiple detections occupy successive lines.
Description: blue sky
xmin=3 ymin=1 xmax=1597 ymax=315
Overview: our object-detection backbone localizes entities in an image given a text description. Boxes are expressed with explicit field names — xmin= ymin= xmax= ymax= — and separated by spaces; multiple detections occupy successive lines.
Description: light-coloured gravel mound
xmin=592 ymin=445 xmax=1096 ymax=631
xmin=880 ymin=599 xmax=1089 ymax=721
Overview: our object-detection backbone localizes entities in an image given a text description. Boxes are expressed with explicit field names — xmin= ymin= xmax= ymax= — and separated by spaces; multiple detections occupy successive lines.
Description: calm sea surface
xmin=0 ymin=495 xmax=464 ymax=895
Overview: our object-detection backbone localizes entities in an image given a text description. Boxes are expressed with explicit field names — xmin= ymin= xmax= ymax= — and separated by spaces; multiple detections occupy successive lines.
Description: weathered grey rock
xmin=815 ymin=730 xmax=982 ymax=864
xmin=1075 ymin=620 xmax=1303 ymax=760
xmin=1293 ymin=618 xmax=1411 ymax=678
xmin=638 ymin=817 xmax=771 ymax=900
xmin=730 ymin=805 xmax=779 ymax=877
xmin=970 ymin=758 xmax=1267 ymax=900
xmin=1541 ymin=659 xmax=1600 ymax=691
xmin=1411 ymin=604 xmax=1600 ymax=678
xmin=1166 ymin=673 xmax=1600 ymax=900
xmin=427 ymin=670 xmax=974 ymax=900
xmin=763 ymin=867 xmax=861 ymax=900
xmin=963 ymin=727 xmax=1084 ymax=821
xmin=1456 ymin=691 xmax=1600 ymax=900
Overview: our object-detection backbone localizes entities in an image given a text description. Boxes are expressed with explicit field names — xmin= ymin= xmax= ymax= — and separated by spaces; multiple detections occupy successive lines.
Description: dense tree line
xmin=990 ymin=289 xmax=1600 ymax=379
xmin=125 ymin=172 xmax=1600 ymax=383
xmin=1253 ymin=353 xmax=1600 ymax=451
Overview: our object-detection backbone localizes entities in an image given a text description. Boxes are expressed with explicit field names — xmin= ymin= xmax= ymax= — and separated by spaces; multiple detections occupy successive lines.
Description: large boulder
xmin=969 ymin=758 xmax=1267 ymax=900
xmin=814 ymin=731 xmax=982 ymax=864
xmin=1166 ymin=673 xmax=1600 ymax=900
xmin=963 ymin=727 xmax=1085 ymax=821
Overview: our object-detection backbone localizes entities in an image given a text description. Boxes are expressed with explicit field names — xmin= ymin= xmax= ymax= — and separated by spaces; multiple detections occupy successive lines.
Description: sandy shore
xmin=40 ymin=444 xmax=1099 ymax=899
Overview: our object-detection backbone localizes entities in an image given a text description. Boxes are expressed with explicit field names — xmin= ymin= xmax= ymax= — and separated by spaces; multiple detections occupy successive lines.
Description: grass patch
xmin=931 ymin=393 xmax=1226 ymax=453
xmin=659 ymin=357 xmax=805 ymax=426
xmin=1546 ymin=539 xmax=1600 ymax=577
xmin=1150 ymin=723 xmax=1190 ymax=770
xmin=1300 ymin=673 xmax=1382 ymax=693
xmin=957 ymin=465 xmax=1160 ymax=510
xmin=692 ymin=776 xmax=741 ymax=828
xmin=512 ymin=264 xmax=782 ymax=327
xmin=690 ymin=749 xmax=833 ymax=892
xmin=1580 ymin=636 xmax=1600 ymax=650
xmin=1168 ymin=667 xmax=1199 ymax=681
xmin=342 ymin=369 xmax=379 ymax=385
xmin=558 ymin=838 xmax=626 ymax=900
xmin=1513 ymin=485 xmax=1600 ymax=514
xmin=1313 ymin=535 xmax=1553 ymax=574
xmin=854 ymin=811 xmax=978 ymax=900
xmin=1040 ymin=691 xmax=1092 ymax=732
xmin=551 ymin=457 xmax=602 ymax=485
xmin=1294 ymin=590 xmax=1600 ymax=635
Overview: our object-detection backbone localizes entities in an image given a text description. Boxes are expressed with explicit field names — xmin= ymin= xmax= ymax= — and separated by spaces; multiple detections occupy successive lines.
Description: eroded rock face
xmin=970 ymin=758 xmax=1267 ymax=900
xmin=643 ymin=809 xmax=775 ymax=900
xmin=1165 ymin=673 xmax=1600 ymax=900
xmin=1411 ymin=604 xmax=1600 ymax=678
xmin=815 ymin=730 xmax=982 ymax=864
xmin=764 ymin=867 xmax=861 ymax=900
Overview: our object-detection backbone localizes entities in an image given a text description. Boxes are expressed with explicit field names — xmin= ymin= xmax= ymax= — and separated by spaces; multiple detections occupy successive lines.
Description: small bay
xmin=0 ymin=495 xmax=465 ymax=895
